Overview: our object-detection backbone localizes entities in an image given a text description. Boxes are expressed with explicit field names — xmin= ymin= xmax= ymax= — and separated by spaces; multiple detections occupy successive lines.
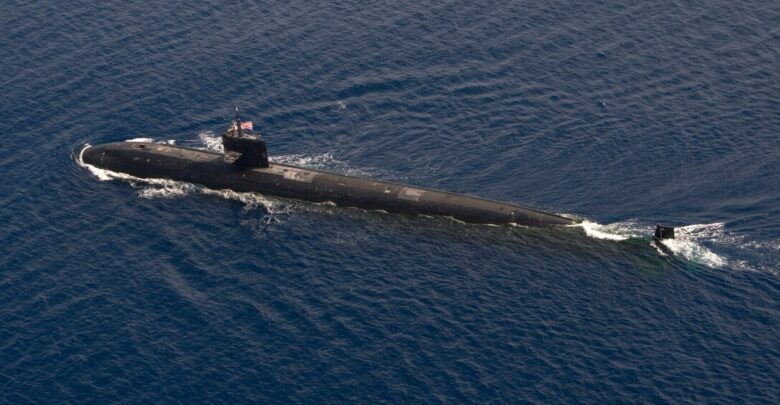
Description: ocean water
xmin=2 ymin=0 xmax=779 ymax=402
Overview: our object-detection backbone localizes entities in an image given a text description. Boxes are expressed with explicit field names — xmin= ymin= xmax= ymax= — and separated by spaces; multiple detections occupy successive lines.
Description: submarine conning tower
xmin=222 ymin=108 xmax=269 ymax=169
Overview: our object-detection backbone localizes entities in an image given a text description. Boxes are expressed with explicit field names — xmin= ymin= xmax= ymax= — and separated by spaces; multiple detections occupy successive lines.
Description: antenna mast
xmin=234 ymin=107 xmax=243 ymax=136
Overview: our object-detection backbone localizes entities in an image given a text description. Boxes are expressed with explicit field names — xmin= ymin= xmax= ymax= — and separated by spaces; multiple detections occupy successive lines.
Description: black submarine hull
xmin=81 ymin=142 xmax=575 ymax=227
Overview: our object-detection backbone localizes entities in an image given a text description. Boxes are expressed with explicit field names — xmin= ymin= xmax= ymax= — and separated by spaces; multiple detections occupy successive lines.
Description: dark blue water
xmin=2 ymin=0 xmax=779 ymax=402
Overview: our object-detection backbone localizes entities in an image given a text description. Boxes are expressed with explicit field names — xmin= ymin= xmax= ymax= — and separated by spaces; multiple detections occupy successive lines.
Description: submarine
xmin=80 ymin=108 xmax=676 ymax=235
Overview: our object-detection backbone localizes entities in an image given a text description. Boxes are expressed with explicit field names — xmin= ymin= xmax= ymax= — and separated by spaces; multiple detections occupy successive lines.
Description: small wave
xmin=197 ymin=131 xmax=224 ymax=152
xmin=124 ymin=137 xmax=176 ymax=145
xmin=742 ymin=239 xmax=780 ymax=251
xmin=272 ymin=153 xmax=379 ymax=178
xmin=199 ymin=187 xmax=280 ymax=213
xmin=138 ymin=181 xmax=193 ymax=199
xmin=271 ymin=152 xmax=340 ymax=168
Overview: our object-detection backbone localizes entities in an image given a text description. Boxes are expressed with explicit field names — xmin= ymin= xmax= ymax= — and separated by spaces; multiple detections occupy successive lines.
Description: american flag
xmin=240 ymin=121 xmax=253 ymax=130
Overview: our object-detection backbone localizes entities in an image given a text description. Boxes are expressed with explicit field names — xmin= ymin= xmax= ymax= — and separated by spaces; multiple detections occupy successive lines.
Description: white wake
xmin=573 ymin=220 xmax=755 ymax=269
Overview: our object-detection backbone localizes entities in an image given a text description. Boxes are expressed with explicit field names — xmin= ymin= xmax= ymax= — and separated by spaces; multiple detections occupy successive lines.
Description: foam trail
xmin=662 ymin=223 xmax=779 ymax=273
xmin=658 ymin=223 xmax=728 ymax=268
xmin=573 ymin=220 xmax=645 ymax=241
xmin=137 ymin=182 xmax=193 ymax=199
xmin=573 ymin=219 xmax=731 ymax=269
